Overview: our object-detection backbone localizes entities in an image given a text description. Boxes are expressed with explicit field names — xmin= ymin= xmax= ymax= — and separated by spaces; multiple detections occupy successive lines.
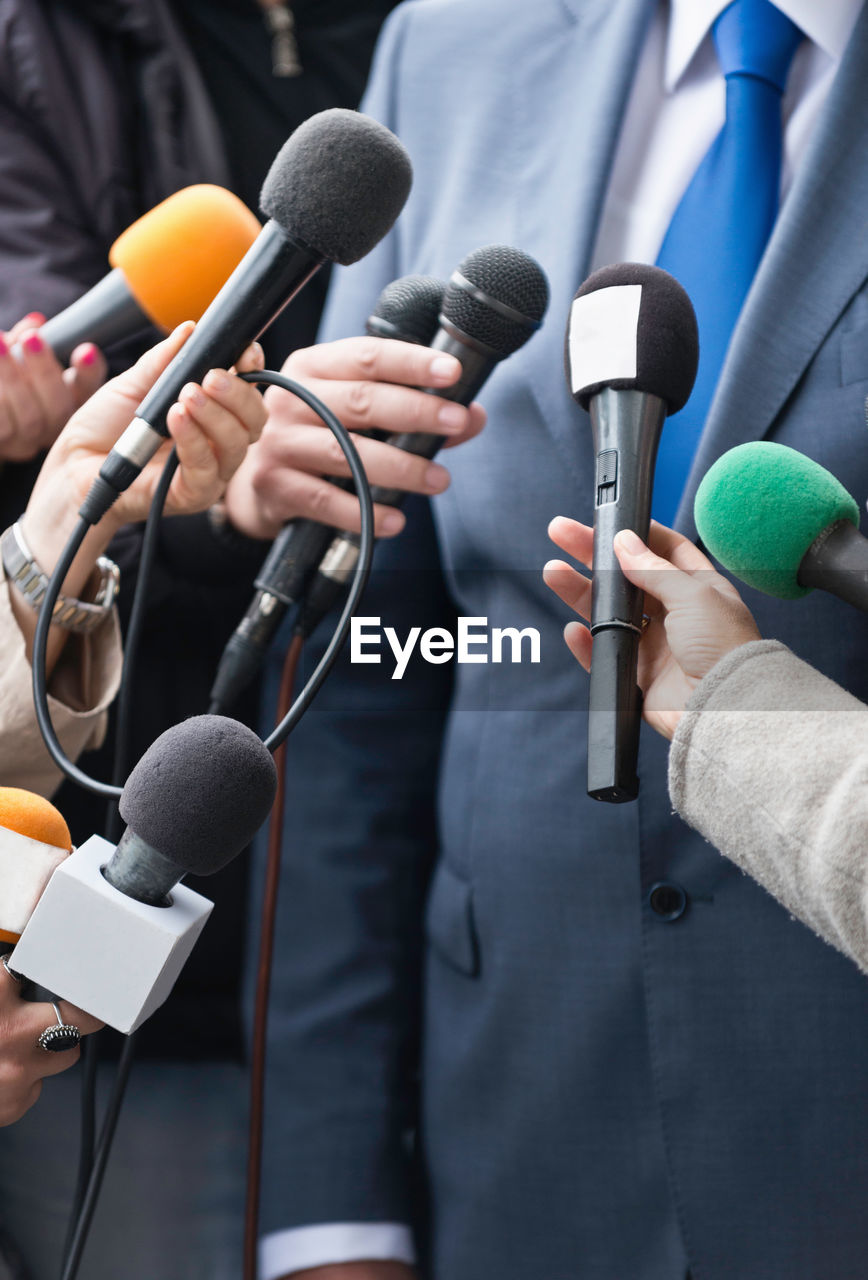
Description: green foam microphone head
xmin=694 ymin=441 xmax=860 ymax=599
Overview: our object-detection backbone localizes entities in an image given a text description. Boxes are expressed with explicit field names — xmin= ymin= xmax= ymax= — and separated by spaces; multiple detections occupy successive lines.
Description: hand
xmin=543 ymin=517 xmax=762 ymax=740
xmin=10 ymin=323 xmax=266 ymax=666
xmin=284 ymin=1265 xmax=418 ymax=1280
xmin=224 ymin=336 xmax=486 ymax=540
xmin=0 ymin=313 xmax=108 ymax=461
xmin=0 ymin=958 xmax=103 ymax=1126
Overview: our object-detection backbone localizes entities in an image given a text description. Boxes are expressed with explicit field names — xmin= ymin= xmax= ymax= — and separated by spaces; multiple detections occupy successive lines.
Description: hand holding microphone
xmin=544 ymin=518 xmax=761 ymax=740
xmin=8 ymin=326 xmax=266 ymax=676
xmin=0 ymin=314 xmax=106 ymax=462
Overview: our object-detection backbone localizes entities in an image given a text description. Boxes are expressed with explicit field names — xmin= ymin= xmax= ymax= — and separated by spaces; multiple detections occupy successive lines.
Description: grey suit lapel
xmin=676 ymin=3 xmax=868 ymax=534
xmin=519 ymin=0 xmax=653 ymax=487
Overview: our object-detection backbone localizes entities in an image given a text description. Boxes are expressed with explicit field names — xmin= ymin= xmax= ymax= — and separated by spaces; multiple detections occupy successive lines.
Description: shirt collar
xmin=663 ymin=0 xmax=863 ymax=91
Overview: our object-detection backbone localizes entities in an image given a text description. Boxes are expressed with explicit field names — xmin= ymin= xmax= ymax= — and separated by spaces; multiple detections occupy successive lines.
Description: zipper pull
xmin=262 ymin=2 xmax=302 ymax=78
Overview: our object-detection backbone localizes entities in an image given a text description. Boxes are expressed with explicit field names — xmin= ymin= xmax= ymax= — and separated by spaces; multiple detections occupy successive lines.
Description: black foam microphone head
xmin=119 ymin=716 xmax=277 ymax=876
xmin=442 ymin=244 xmax=550 ymax=358
xmin=368 ymin=275 xmax=445 ymax=345
xmin=259 ymin=108 xmax=413 ymax=265
xmin=566 ymin=263 xmax=698 ymax=413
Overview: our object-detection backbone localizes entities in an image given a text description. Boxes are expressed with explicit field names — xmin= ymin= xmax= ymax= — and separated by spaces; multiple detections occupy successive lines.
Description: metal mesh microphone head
xmin=441 ymin=244 xmax=549 ymax=357
xmin=367 ymin=275 xmax=445 ymax=345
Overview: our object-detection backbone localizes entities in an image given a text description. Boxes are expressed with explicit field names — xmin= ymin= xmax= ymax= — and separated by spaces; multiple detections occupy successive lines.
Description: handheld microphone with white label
xmin=566 ymin=263 xmax=698 ymax=803
xmin=10 ymin=717 xmax=276 ymax=1033
xmin=297 ymin=244 xmax=550 ymax=638
xmin=209 ymin=274 xmax=446 ymax=712
xmin=695 ymin=441 xmax=868 ymax=611
xmin=38 ymin=186 xmax=262 ymax=364
xmin=81 ymin=109 xmax=413 ymax=524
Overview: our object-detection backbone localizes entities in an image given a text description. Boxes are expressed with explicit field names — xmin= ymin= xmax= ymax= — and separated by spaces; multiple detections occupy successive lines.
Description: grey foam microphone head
xmin=567 ymin=263 xmax=699 ymax=413
xmin=118 ymin=716 xmax=277 ymax=877
xmin=260 ymin=108 xmax=413 ymax=265
xmin=442 ymin=244 xmax=550 ymax=357
xmin=368 ymin=275 xmax=445 ymax=345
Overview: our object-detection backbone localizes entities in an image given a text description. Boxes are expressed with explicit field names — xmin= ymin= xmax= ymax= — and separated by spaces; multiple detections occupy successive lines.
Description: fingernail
xmin=438 ymin=403 xmax=465 ymax=431
xmin=615 ymin=529 xmax=644 ymax=554
xmin=80 ymin=344 xmax=98 ymax=367
xmin=0 ymin=336 xmax=9 ymax=358
xmin=430 ymin=355 xmax=458 ymax=382
xmin=22 ymin=332 xmax=43 ymax=354
xmin=204 ymin=369 xmax=231 ymax=394
xmin=182 ymin=382 xmax=207 ymax=409
xmin=382 ymin=511 xmax=404 ymax=534
xmin=424 ymin=463 xmax=449 ymax=493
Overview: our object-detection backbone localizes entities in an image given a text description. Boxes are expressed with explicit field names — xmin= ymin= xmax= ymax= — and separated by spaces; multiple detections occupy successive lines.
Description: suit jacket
xmin=256 ymin=2 xmax=868 ymax=1276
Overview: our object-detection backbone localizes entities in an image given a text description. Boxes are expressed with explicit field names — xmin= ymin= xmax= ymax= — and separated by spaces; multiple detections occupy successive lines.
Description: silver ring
xmin=37 ymin=1002 xmax=81 ymax=1053
xmin=1 ymin=954 xmax=21 ymax=983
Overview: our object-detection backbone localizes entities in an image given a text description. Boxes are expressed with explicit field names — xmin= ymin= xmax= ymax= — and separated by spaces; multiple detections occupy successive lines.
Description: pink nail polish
xmin=0 ymin=336 xmax=9 ymax=358
xmin=24 ymin=312 xmax=45 ymax=327
xmin=80 ymin=345 xmax=98 ymax=367
xmin=22 ymin=332 xmax=43 ymax=355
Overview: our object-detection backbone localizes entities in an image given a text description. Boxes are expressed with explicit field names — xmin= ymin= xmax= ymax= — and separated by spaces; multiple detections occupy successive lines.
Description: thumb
xmin=107 ymin=321 xmax=195 ymax=405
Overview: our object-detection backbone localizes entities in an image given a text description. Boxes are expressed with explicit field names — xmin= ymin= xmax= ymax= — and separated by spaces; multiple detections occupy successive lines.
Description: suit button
xmin=648 ymin=881 xmax=688 ymax=921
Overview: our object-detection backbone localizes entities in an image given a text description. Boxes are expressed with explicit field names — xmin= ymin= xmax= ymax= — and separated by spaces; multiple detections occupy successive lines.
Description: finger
xmin=201 ymin=369 xmax=268 ymax=442
xmin=233 ymin=342 xmax=265 ymax=375
xmin=289 ymin=335 xmax=467 ymax=393
xmin=67 ymin=343 xmax=108 ymax=407
xmin=272 ymin=374 xmax=479 ymax=442
xmin=613 ymin=530 xmax=714 ymax=613
xmin=645 ymin=521 xmax=718 ymax=574
xmin=13 ymin=330 xmax=74 ymax=442
xmin=564 ymin=620 xmax=593 ymax=673
xmin=259 ymin=467 xmax=406 ymax=539
xmin=107 ymin=321 xmax=195 ymax=407
xmin=268 ymin=425 xmax=451 ymax=497
xmin=547 ymin=515 xmax=594 ymax=569
xmin=177 ymin=384 xmax=251 ymax=484
xmin=0 ymin=335 xmax=47 ymax=456
xmin=165 ymin=402 xmax=221 ymax=500
xmin=542 ymin=558 xmax=592 ymax=620
xmin=438 ymin=399 xmax=487 ymax=449
xmin=5 ymin=313 xmax=46 ymax=345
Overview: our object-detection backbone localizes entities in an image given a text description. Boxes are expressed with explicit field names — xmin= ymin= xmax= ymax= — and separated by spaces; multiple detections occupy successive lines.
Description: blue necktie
xmin=652 ymin=0 xmax=803 ymax=525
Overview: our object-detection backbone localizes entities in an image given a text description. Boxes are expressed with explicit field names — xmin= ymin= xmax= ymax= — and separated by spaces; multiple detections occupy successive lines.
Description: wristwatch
xmin=1 ymin=521 xmax=120 ymax=634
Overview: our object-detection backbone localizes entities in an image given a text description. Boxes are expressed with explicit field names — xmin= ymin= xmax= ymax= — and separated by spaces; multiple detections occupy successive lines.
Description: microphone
xmin=695 ymin=441 xmax=868 ymax=610
xmin=0 ymin=789 xmax=71 ymax=946
xmin=39 ymin=185 xmax=262 ymax=364
xmin=208 ymin=274 xmax=447 ymax=712
xmin=10 ymin=716 xmax=276 ymax=1032
xmin=297 ymin=243 xmax=550 ymax=639
xmin=566 ymin=263 xmax=698 ymax=803
xmin=84 ymin=109 xmax=413 ymax=523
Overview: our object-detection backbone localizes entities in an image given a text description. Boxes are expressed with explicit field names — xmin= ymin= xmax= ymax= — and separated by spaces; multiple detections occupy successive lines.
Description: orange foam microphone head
xmin=109 ymin=185 xmax=262 ymax=331
xmin=0 ymin=788 xmax=72 ymax=945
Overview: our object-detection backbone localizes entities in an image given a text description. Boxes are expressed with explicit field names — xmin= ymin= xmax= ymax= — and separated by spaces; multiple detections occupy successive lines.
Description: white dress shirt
xmin=260 ymin=0 xmax=861 ymax=1275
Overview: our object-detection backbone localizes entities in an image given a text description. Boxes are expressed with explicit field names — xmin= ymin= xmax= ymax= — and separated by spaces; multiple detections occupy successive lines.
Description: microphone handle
xmin=40 ymin=269 xmax=152 ymax=365
xmin=798 ymin=519 xmax=868 ymax=613
xmin=587 ymin=388 xmax=665 ymax=803
xmin=100 ymin=223 xmax=324 ymax=494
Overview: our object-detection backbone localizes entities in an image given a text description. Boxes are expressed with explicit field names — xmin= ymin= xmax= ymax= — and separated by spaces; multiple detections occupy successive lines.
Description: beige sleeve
xmin=0 ymin=574 xmax=122 ymax=799
xmin=669 ymin=639 xmax=868 ymax=974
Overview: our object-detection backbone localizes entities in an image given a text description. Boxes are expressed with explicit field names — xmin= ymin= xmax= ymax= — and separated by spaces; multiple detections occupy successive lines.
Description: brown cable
xmin=244 ymin=630 xmax=304 ymax=1280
